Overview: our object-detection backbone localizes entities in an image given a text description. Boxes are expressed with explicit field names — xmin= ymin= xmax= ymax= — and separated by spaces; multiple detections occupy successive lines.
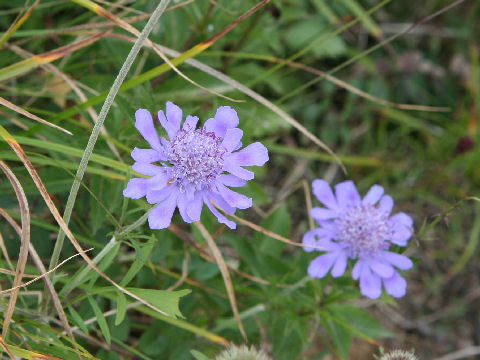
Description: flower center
xmin=167 ymin=128 xmax=225 ymax=191
xmin=335 ymin=204 xmax=392 ymax=257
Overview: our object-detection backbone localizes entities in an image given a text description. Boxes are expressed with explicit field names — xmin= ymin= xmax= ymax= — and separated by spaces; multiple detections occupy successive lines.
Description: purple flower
xmin=303 ymin=180 xmax=414 ymax=299
xmin=123 ymin=102 xmax=269 ymax=230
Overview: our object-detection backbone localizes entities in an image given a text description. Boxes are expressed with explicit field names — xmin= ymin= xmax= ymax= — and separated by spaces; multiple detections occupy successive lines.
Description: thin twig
xmin=212 ymin=201 xmax=327 ymax=251
xmin=194 ymin=221 xmax=246 ymax=340
xmin=0 ymin=250 xmax=93 ymax=295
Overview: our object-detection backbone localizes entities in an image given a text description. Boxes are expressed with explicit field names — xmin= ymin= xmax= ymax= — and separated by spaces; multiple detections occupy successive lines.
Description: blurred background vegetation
xmin=0 ymin=0 xmax=479 ymax=359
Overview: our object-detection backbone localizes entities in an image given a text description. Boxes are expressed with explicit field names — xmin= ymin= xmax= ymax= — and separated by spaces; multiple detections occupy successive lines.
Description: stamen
xmin=336 ymin=204 xmax=392 ymax=257
xmin=166 ymin=128 xmax=226 ymax=192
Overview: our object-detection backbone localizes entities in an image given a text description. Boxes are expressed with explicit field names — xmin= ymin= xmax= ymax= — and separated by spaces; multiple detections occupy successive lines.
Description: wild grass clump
xmin=0 ymin=1 xmax=477 ymax=359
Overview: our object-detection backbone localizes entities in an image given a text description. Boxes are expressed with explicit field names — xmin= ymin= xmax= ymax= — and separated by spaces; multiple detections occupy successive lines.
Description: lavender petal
xmin=362 ymin=184 xmax=384 ymax=205
xmin=308 ymin=253 xmax=337 ymax=278
xmin=135 ymin=109 xmax=162 ymax=150
xmin=383 ymin=271 xmax=407 ymax=298
xmin=228 ymin=142 xmax=269 ymax=167
xmin=359 ymin=265 xmax=382 ymax=299
xmin=381 ymin=251 xmax=413 ymax=270
xmin=312 ymin=179 xmax=338 ymax=210
xmin=182 ymin=115 xmax=199 ymax=131
xmin=204 ymin=106 xmax=239 ymax=138
xmin=123 ymin=178 xmax=148 ymax=199
xmin=131 ymin=147 xmax=164 ymax=163
xmin=218 ymin=174 xmax=247 ymax=188
xmin=331 ymin=252 xmax=348 ymax=277
xmin=216 ymin=183 xmax=252 ymax=209
xmin=148 ymin=193 xmax=178 ymax=229
xmin=335 ymin=181 xmax=361 ymax=209
xmin=222 ymin=128 xmax=244 ymax=152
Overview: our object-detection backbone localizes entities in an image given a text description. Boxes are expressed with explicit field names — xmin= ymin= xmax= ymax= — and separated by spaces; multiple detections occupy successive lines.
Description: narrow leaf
xmin=115 ymin=291 xmax=127 ymax=326
xmin=87 ymin=296 xmax=111 ymax=345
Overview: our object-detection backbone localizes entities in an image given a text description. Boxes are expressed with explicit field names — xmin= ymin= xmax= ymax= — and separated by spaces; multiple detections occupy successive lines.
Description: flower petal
xmin=311 ymin=207 xmax=338 ymax=221
xmin=378 ymin=195 xmax=394 ymax=215
xmin=352 ymin=260 xmax=363 ymax=280
xmin=123 ymin=178 xmax=148 ymax=199
xmin=222 ymin=128 xmax=243 ymax=152
xmin=208 ymin=190 xmax=236 ymax=215
xmin=223 ymin=162 xmax=254 ymax=180
xmin=166 ymin=101 xmax=182 ymax=130
xmin=302 ymin=229 xmax=338 ymax=252
xmin=135 ymin=109 xmax=162 ymax=150
xmin=186 ymin=192 xmax=204 ymax=222
xmin=177 ymin=193 xmax=193 ymax=223
xmin=362 ymin=185 xmax=384 ymax=205
xmin=312 ymin=179 xmax=338 ymax=210
xmin=204 ymin=106 xmax=239 ymax=138
xmin=146 ymin=173 xmax=170 ymax=190
xmin=383 ymin=271 xmax=407 ymax=298
xmin=308 ymin=253 xmax=338 ymax=278
xmin=369 ymin=260 xmax=394 ymax=278
xmin=216 ymin=183 xmax=252 ymax=209
xmin=158 ymin=103 xmax=183 ymax=140
xmin=204 ymin=194 xmax=236 ymax=229
xmin=228 ymin=142 xmax=269 ymax=167
xmin=391 ymin=212 xmax=414 ymax=229
xmin=148 ymin=192 xmax=178 ymax=229
xmin=335 ymin=181 xmax=361 ymax=209
xmin=146 ymin=185 xmax=175 ymax=204
xmin=390 ymin=213 xmax=414 ymax=246
xmin=131 ymin=148 xmax=164 ymax=163
xmin=132 ymin=163 xmax=164 ymax=176
xmin=182 ymin=115 xmax=199 ymax=131
xmin=331 ymin=252 xmax=348 ymax=277
xmin=218 ymin=174 xmax=247 ymax=188
xmin=302 ymin=229 xmax=320 ymax=253
xmin=359 ymin=265 xmax=382 ymax=299
xmin=381 ymin=251 xmax=413 ymax=270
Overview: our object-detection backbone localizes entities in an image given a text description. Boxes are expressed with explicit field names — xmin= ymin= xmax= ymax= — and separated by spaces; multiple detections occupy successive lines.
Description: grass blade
xmin=0 ymin=161 xmax=30 ymax=338
xmin=0 ymin=96 xmax=72 ymax=135
xmin=0 ymin=31 xmax=107 ymax=82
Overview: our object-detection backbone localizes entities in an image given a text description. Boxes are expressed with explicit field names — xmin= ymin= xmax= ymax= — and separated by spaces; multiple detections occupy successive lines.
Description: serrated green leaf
xmin=326 ymin=303 xmax=393 ymax=339
xmin=120 ymin=237 xmax=156 ymax=286
xmin=126 ymin=288 xmax=191 ymax=318
xmin=320 ymin=310 xmax=351 ymax=360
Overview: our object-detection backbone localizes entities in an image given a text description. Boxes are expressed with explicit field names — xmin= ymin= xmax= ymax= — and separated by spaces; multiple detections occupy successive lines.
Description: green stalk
xmin=48 ymin=0 xmax=171 ymax=274
xmin=60 ymin=211 xmax=149 ymax=297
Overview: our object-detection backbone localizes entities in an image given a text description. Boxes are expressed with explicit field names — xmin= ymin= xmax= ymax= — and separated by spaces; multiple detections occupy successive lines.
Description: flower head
xmin=215 ymin=344 xmax=272 ymax=360
xmin=303 ymin=180 xmax=414 ymax=299
xmin=375 ymin=348 xmax=418 ymax=360
xmin=123 ymin=102 xmax=268 ymax=230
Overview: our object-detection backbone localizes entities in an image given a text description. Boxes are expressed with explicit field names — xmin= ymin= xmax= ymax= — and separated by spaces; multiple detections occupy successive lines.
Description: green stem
xmin=60 ymin=208 xmax=151 ymax=297
xmin=59 ymin=236 xmax=118 ymax=297
xmin=48 ymin=0 xmax=171 ymax=274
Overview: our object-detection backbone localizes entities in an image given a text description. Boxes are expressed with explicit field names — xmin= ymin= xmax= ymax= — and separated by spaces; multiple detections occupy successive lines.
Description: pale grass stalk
xmin=194 ymin=221 xmax=246 ymax=340
xmin=48 ymin=0 xmax=171 ymax=274
xmin=0 ymin=161 xmax=30 ymax=338
xmin=211 ymin=201 xmax=327 ymax=251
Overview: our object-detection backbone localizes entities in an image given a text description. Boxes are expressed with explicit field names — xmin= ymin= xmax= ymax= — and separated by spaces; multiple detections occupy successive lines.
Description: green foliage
xmin=0 ymin=0 xmax=477 ymax=359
